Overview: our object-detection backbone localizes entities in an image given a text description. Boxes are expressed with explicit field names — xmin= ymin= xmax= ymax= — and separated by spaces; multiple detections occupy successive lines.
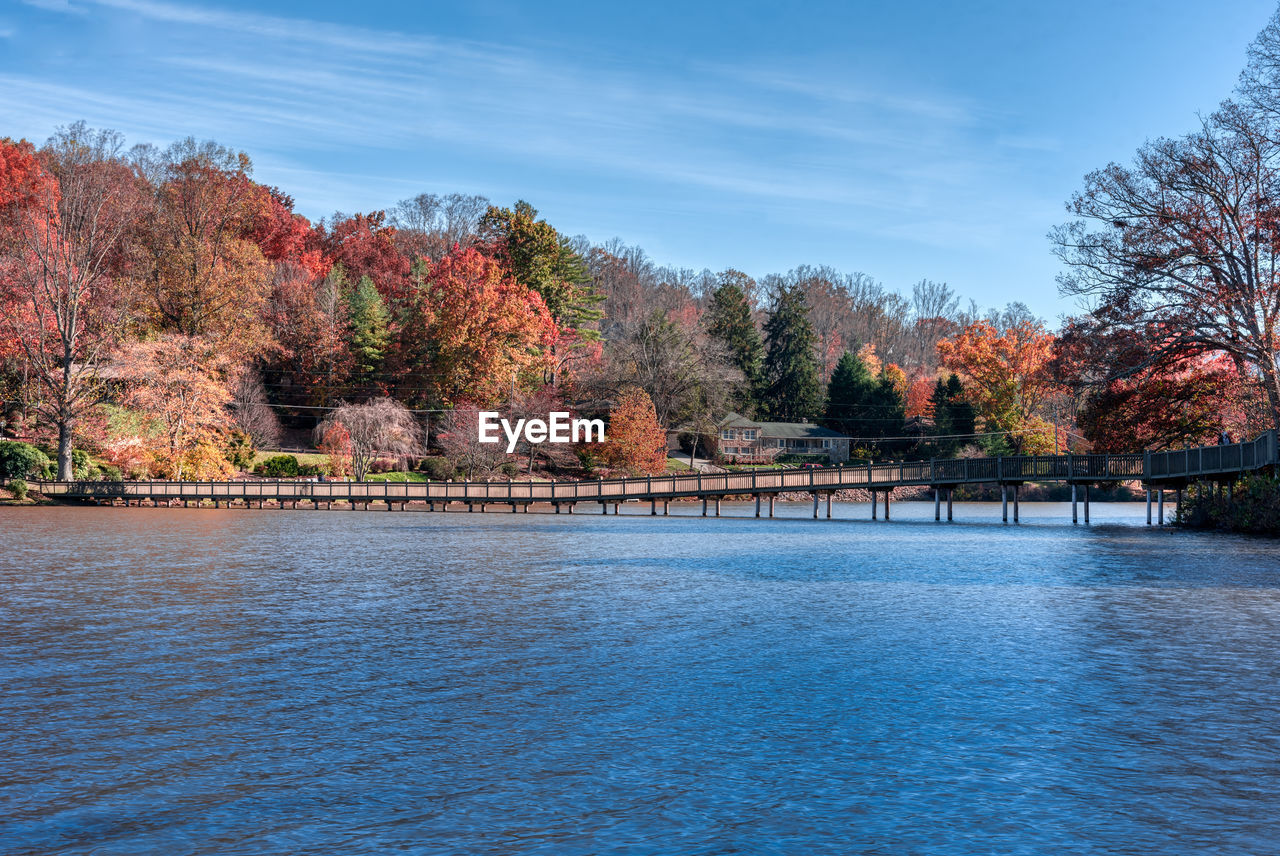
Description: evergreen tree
xmin=345 ymin=275 xmax=390 ymax=379
xmin=478 ymin=200 xmax=603 ymax=338
xmin=824 ymin=350 xmax=875 ymax=435
xmin=704 ymin=281 xmax=764 ymax=410
xmin=865 ymin=371 xmax=906 ymax=439
xmin=762 ymin=285 xmax=822 ymax=422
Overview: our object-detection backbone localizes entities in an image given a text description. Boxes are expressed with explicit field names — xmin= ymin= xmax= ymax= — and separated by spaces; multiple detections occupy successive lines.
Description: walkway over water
xmin=32 ymin=432 xmax=1277 ymax=524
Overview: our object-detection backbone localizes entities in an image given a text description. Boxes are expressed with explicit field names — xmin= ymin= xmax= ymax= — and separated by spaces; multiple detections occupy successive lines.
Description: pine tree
xmin=704 ymin=281 xmax=764 ymax=410
xmin=762 ymin=285 xmax=822 ymax=422
xmin=345 ymin=275 xmax=390 ymax=380
xmin=824 ymin=351 xmax=875 ymax=436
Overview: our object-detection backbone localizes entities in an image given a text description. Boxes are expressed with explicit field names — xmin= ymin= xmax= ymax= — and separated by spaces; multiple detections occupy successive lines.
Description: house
xmin=716 ymin=412 xmax=851 ymax=464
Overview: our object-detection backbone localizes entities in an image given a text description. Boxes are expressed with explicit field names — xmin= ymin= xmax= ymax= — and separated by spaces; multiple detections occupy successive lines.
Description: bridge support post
xmin=1157 ymin=490 xmax=1164 ymax=526
xmin=755 ymin=494 xmax=761 ymax=518
xmin=946 ymin=489 xmax=953 ymax=522
xmin=662 ymin=501 xmax=669 ymax=516
xmin=826 ymin=492 xmax=832 ymax=519
xmin=701 ymin=498 xmax=707 ymax=517
xmin=769 ymin=495 xmax=775 ymax=517
xmin=1002 ymin=485 xmax=1008 ymax=523
xmin=554 ymin=503 xmax=560 ymax=514
xmin=1084 ymin=486 xmax=1090 ymax=524
xmin=871 ymin=490 xmax=878 ymax=520
xmin=601 ymin=501 xmax=607 ymax=515
xmin=935 ymin=488 xmax=941 ymax=521
xmin=1072 ymin=485 xmax=1077 ymax=524
xmin=650 ymin=499 xmax=656 ymax=516
xmin=714 ymin=498 xmax=721 ymax=517
xmin=568 ymin=503 xmax=575 ymax=514
xmin=1013 ymin=485 xmax=1019 ymax=524
xmin=1146 ymin=489 xmax=1152 ymax=525
xmin=1176 ymin=488 xmax=1182 ymax=517
xmin=812 ymin=492 xmax=819 ymax=519
xmin=885 ymin=489 xmax=891 ymax=520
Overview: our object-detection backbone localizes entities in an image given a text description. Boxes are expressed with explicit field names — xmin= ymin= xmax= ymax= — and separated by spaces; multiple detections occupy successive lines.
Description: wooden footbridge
xmin=30 ymin=432 xmax=1277 ymax=525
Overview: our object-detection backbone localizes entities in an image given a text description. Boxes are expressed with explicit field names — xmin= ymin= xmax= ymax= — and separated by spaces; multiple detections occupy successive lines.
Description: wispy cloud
xmin=4 ymin=0 xmax=1062 ymax=269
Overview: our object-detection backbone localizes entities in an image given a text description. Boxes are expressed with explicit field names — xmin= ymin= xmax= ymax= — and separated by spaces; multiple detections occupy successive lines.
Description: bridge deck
xmin=30 ymin=432 xmax=1276 ymax=507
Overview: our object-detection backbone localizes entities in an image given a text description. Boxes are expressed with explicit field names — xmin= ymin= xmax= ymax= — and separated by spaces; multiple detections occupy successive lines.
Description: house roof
xmin=720 ymin=412 xmax=849 ymax=440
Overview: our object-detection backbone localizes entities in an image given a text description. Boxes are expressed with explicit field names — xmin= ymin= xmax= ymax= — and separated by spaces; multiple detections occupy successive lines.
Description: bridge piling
xmin=946 ymin=489 xmax=953 ymax=522
xmin=885 ymin=489 xmax=891 ymax=520
xmin=871 ymin=490 xmax=878 ymax=520
xmin=1084 ymin=486 xmax=1091 ymax=524
xmin=1146 ymin=490 xmax=1152 ymax=525
xmin=935 ymin=488 xmax=941 ymax=521
xmin=701 ymin=498 xmax=707 ymax=517
xmin=1072 ymin=485 xmax=1078 ymax=524
xmin=812 ymin=493 xmax=819 ymax=519
xmin=1013 ymin=486 xmax=1019 ymax=523
xmin=1158 ymin=490 xmax=1165 ymax=526
xmin=755 ymin=494 xmax=761 ymax=518
xmin=1002 ymin=485 xmax=1008 ymax=523
xmin=826 ymin=492 xmax=832 ymax=519
xmin=769 ymin=495 xmax=775 ymax=517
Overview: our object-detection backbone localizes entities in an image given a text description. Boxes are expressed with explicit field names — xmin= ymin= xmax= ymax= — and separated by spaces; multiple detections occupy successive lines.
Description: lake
xmin=3 ymin=502 xmax=1280 ymax=855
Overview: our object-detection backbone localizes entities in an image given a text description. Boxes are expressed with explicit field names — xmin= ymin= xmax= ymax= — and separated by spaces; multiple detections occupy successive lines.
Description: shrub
xmin=72 ymin=449 xmax=92 ymax=480
xmin=419 ymin=456 xmax=453 ymax=481
xmin=368 ymin=457 xmax=397 ymax=474
xmin=498 ymin=461 xmax=519 ymax=477
xmin=258 ymin=454 xmax=299 ymax=478
xmin=298 ymin=464 xmax=324 ymax=477
xmin=0 ymin=441 xmax=50 ymax=480
xmin=96 ymin=464 xmax=123 ymax=482
xmin=8 ymin=478 xmax=27 ymax=500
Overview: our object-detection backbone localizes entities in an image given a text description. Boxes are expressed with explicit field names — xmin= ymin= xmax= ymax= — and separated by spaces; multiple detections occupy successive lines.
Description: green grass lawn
xmin=252 ymin=450 xmax=329 ymax=468
xmin=363 ymin=471 xmax=430 ymax=483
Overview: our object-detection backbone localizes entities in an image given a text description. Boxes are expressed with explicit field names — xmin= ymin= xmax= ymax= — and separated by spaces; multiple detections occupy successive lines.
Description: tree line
xmin=7 ymin=4 xmax=1280 ymax=481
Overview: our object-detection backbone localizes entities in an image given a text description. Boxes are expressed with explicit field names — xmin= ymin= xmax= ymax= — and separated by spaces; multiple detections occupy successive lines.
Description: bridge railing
xmin=1144 ymin=431 xmax=1277 ymax=481
xmin=28 ymin=437 xmax=1276 ymax=503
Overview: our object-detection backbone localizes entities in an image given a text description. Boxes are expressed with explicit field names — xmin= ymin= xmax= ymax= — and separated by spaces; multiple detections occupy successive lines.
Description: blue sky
xmin=2 ymin=0 xmax=1275 ymax=321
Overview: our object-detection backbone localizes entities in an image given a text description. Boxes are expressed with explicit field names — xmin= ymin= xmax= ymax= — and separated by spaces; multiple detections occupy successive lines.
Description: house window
xmin=822 ymin=439 xmax=832 ymax=449
xmin=777 ymin=439 xmax=786 ymax=448
xmin=742 ymin=429 xmax=758 ymax=441
xmin=720 ymin=429 xmax=735 ymax=441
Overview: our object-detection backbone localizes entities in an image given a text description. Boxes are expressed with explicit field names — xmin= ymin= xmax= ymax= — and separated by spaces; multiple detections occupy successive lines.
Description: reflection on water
xmin=3 ymin=503 xmax=1280 ymax=855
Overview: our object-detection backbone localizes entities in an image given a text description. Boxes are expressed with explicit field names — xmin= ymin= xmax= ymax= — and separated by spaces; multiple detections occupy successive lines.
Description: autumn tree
xmin=479 ymin=200 xmax=603 ymax=382
xmin=0 ymin=125 xmax=145 ymax=479
xmin=937 ymin=320 xmax=1057 ymax=453
xmin=761 ymin=285 xmax=822 ymax=422
xmin=601 ymin=387 xmax=668 ymax=474
xmin=136 ymin=138 xmax=272 ymax=354
xmin=116 ymin=334 xmax=236 ymax=480
xmin=419 ymin=245 xmax=556 ymax=406
xmin=314 ymin=398 xmax=422 ymax=481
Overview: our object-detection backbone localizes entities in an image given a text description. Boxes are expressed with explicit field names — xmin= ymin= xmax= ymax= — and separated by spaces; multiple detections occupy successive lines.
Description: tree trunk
xmin=57 ymin=418 xmax=74 ymax=481
xmin=1260 ymin=356 xmax=1280 ymax=434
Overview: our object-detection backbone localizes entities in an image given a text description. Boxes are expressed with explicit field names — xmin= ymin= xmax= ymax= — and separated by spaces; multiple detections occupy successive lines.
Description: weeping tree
xmin=314 ymin=397 xmax=422 ymax=480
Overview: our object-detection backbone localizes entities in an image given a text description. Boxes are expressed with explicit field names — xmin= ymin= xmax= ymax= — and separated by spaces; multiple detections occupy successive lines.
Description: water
xmin=3 ymin=502 xmax=1280 ymax=855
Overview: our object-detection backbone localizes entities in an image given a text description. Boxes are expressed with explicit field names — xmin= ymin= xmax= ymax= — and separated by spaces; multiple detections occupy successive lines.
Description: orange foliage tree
xmin=937 ymin=319 xmax=1057 ymax=453
xmin=416 ymin=246 xmax=556 ymax=406
xmin=139 ymin=140 xmax=272 ymax=356
xmin=601 ymin=387 xmax=668 ymax=474
xmin=116 ymin=334 xmax=235 ymax=480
